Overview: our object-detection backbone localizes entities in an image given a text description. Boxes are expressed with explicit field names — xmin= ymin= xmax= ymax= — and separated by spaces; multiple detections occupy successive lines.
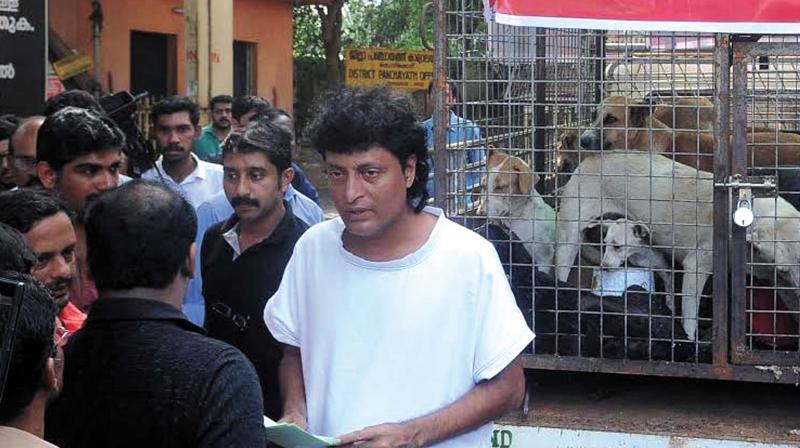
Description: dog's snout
xmin=580 ymin=130 xmax=599 ymax=150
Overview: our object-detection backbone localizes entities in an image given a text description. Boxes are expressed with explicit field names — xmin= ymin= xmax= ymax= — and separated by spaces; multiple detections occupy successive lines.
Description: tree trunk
xmin=316 ymin=0 xmax=345 ymax=87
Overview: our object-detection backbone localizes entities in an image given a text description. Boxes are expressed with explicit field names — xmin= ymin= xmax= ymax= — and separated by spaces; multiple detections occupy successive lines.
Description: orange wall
xmin=49 ymin=0 xmax=294 ymax=113
xmin=50 ymin=0 xmax=185 ymax=93
xmin=233 ymin=0 xmax=294 ymax=113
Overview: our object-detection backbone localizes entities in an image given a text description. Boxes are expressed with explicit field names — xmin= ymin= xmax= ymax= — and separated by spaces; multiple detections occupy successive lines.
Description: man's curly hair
xmin=305 ymin=86 xmax=430 ymax=213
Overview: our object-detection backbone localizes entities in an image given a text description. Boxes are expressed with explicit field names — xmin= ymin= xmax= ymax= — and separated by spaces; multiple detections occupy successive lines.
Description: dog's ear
xmin=632 ymin=222 xmax=651 ymax=242
xmin=508 ymin=156 xmax=534 ymax=194
xmin=629 ymin=104 xmax=652 ymax=128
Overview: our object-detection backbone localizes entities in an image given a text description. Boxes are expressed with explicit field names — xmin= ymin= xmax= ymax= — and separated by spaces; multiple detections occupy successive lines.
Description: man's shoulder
xmin=198 ymin=159 xmax=224 ymax=173
xmin=433 ymin=213 xmax=498 ymax=260
xmin=293 ymin=217 xmax=341 ymax=252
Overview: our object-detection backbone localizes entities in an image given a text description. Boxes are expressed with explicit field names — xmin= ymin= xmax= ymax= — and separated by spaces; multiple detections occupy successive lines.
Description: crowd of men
xmin=0 ymin=85 xmax=531 ymax=448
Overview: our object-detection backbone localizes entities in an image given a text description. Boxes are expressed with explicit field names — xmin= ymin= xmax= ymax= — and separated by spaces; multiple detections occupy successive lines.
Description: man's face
xmin=153 ymin=111 xmax=199 ymax=163
xmin=11 ymin=121 xmax=41 ymax=187
xmin=0 ymin=139 xmax=14 ymax=189
xmin=326 ymin=145 xmax=415 ymax=239
xmin=224 ymin=151 xmax=290 ymax=223
xmin=38 ymin=149 xmax=122 ymax=216
xmin=211 ymin=102 xmax=233 ymax=131
xmin=24 ymin=211 xmax=77 ymax=310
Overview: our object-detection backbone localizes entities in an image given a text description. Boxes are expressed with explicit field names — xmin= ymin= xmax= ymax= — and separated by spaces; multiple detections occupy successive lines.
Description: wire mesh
xmin=435 ymin=0 xmax=799 ymax=376
xmin=737 ymin=40 xmax=800 ymax=359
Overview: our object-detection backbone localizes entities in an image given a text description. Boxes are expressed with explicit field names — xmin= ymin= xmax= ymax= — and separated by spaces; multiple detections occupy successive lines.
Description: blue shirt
xmin=182 ymin=185 xmax=324 ymax=325
xmin=422 ymin=111 xmax=484 ymax=207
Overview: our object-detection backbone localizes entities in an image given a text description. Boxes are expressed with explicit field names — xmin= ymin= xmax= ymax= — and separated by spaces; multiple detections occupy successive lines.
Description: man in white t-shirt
xmin=264 ymin=86 xmax=533 ymax=447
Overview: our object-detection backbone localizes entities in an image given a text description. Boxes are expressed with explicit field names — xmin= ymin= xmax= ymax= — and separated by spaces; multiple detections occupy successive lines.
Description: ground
xmin=502 ymin=371 xmax=800 ymax=444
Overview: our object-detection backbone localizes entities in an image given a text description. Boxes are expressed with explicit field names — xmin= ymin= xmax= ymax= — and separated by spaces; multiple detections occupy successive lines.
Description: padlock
xmin=733 ymin=198 xmax=754 ymax=227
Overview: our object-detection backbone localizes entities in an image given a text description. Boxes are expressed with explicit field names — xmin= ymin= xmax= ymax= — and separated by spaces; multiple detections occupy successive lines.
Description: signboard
xmin=0 ymin=0 xmax=46 ymax=116
xmin=489 ymin=0 xmax=800 ymax=33
xmin=52 ymin=53 xmax=92 ymax=81
xmin=345 ymin=47 xmax=433 ymax=91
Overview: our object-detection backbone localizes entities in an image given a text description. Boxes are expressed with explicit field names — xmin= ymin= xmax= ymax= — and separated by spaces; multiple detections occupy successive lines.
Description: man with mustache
xmin=0 ymin=189 xmax=86 ymax=332
xmin=192 ymin=95 xmax=233 ymax=163
xmin=36 ymin=107 xmax=126 ymax=311
xmin=142 ymin=96 xmax=224 ymax=209
xmin=201 ymin=119 xmax=308 ymax=420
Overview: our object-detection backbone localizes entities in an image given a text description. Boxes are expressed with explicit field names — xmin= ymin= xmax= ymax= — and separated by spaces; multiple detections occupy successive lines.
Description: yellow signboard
xmin=345 ymin=47 xmax=433 ymax=91
xmin=52 ymin=54 xmax=93 ymax=81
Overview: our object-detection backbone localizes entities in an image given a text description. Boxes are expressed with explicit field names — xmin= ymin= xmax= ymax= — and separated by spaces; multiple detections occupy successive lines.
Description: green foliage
xmin=293 ymin=0 xmax=432 ymax=60
xmin=343 ymin=0 xmax=432 ymax=50
xmin=293 ymin=6 xmax=324 ymax=59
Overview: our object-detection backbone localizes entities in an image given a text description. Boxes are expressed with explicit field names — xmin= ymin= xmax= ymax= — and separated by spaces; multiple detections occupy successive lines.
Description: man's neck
xmin=238 ymin=202 xmax=286 ymax=253
xmin=162 ymin=154 xmax=197 ymax=184
xmin=343 ymin=207 xmax=438 ymax=262
xmin=212 ymin=125 xmax=230 ymax=141
xmin=102 ymin=282 xmax=186 ymax=310
xmin=3 ymin=394 xmax=47 ymax=439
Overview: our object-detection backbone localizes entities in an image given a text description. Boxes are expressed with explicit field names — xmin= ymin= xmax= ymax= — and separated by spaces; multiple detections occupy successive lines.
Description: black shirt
xmin=201 ymin=201 xmax=307 ymax=419
xmin=45 ymin=297 xmax=266 ymax=448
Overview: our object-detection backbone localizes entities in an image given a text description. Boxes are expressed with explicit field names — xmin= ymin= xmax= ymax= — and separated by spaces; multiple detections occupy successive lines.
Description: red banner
xmin=492 ymin=0 xmax=800 ymax=33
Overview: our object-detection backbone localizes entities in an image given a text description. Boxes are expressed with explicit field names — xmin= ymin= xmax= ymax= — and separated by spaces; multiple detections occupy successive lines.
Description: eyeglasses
xmin=210 ymin=302 xmax=249 ymax=332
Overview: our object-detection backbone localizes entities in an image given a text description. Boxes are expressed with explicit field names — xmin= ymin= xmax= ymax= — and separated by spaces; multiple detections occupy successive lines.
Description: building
xmin=50 ymin=0 xmax=294 ymax=113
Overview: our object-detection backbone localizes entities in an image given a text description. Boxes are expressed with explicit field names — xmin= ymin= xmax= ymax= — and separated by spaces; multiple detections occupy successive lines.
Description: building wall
xmin=49 ymin=0 xmax=293 ymax=113
xmin=50 ymin=0 xmax=186 ymax=93
xmin=233 ymin=0 xmax=294 ymax=112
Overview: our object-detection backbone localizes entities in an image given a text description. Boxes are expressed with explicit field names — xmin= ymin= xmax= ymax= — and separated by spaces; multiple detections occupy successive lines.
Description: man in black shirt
xmin=202 ymin=118 xmax=307 ymax=420
xmin=45 ymin=181 xmax=266 ymax=448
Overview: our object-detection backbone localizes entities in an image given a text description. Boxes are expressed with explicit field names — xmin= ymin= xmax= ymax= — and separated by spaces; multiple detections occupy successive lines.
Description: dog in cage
xmin=586 ymin=216 xmax=675 ymax=314
xmin=579 ymin=95 xmax=800 ymax=174
xmin=478 ymin=148 xmax=556 ymax=272
xmin=555 ymin=97 xmax=713 ymax=176
xmin=555 ymin=151 xmax=800 ymax=339
xmin=554 ymin=152 xmax=714 ymax=340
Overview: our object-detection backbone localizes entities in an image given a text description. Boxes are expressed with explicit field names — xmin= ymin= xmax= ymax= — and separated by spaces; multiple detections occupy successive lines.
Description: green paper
xmin=263 ymin=416 xmax=339 ymax=447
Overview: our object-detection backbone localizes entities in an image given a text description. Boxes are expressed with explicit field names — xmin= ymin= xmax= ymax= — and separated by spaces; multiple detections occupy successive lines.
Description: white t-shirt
xmin=264 ymin=207 xmax=534 ymax=447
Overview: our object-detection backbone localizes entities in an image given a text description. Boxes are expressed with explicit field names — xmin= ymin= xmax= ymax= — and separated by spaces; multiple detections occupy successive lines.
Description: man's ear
xmin=281 ymin=167 xmax=295 ymax=193
xmin=181 ymin=242 xmax=197 ymax=279
xmin=193 ymin=125 xmax=201 ymax=140
xmin=43 ymin=357 xmax=59 ymax=393
xmin=36 ymin=161 xmax=58 ymax=189
xmin=404 ymin=154 xmax=417 ymax=188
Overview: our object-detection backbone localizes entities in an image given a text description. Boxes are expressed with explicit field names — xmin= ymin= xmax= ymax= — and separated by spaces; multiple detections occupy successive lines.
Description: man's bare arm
xmin=338 ymin=356 xmax=525 ymax=447
xmin=277 ymin=345 xmax=308 ymax=429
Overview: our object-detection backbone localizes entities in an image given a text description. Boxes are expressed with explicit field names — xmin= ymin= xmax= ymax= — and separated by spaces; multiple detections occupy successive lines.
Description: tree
xmin=293 ymin=0 xmax=431 ymax=87
xmin=293 ymin=1 xmax=346 ymax=87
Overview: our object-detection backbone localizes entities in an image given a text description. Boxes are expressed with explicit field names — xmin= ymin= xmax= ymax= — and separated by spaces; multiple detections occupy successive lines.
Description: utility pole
xmin=89 ymin=0 xmax=103 ymax=95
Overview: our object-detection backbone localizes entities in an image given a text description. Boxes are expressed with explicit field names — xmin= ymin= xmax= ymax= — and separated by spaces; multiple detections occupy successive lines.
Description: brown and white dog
xmin=479 ymin=148 xmax=556 ymax=271
xmin=579 ymin=96 xmax=800 ymax=172
xmin=555 ymin=151 xmax=800 ymax=339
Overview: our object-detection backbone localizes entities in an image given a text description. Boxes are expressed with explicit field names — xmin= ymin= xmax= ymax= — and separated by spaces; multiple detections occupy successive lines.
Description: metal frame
xmin=730 ymin=40 xmax=800 ymax=367
xmin=432 ymin=2 xmax=800 ymax=383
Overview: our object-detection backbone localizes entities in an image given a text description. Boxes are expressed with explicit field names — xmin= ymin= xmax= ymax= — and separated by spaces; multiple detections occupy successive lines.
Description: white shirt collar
xmin=155 ymin=152 xmax=207 ymax=184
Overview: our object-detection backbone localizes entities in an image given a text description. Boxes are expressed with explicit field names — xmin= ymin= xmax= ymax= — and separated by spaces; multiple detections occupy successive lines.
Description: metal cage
xmin=432 ymin=0 xmax=800 ymax=383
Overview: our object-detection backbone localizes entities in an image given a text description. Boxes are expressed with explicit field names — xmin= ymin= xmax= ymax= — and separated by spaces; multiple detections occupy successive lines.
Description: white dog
xmin=479 ymin=148 xmax=556 ymax=272
xmin=556 ymin=152 xmax=800 ymax=339
xmin=589 ymin=217 xmax=675 ymax=313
